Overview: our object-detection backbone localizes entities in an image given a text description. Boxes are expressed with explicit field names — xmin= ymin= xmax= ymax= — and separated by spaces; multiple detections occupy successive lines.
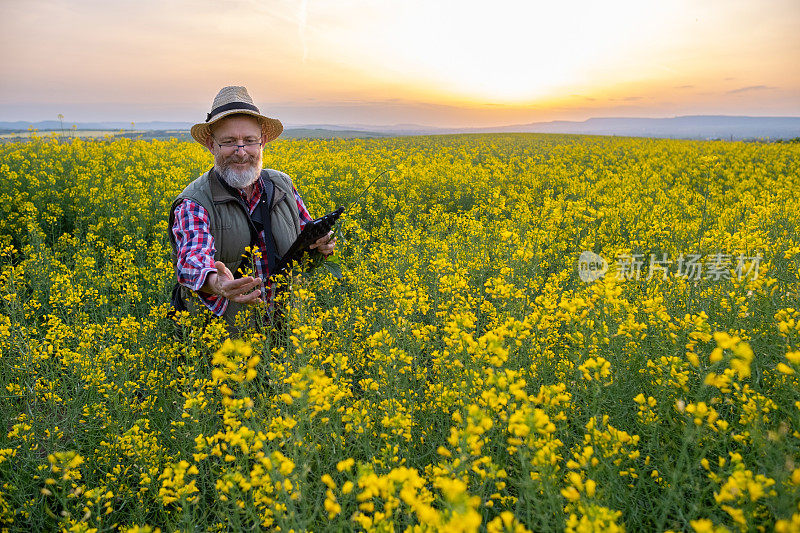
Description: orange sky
xmin=0 ymin=0 xmax=798 ymax=127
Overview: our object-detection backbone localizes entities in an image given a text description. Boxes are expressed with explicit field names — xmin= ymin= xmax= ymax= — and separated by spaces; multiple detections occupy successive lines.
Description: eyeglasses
xmin=211 ymin=135 xmax=263 ymax=153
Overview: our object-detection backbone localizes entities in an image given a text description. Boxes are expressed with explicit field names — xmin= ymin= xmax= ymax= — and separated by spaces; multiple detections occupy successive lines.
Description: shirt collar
xmin=241 ymin=173 xmax=264 ymax=210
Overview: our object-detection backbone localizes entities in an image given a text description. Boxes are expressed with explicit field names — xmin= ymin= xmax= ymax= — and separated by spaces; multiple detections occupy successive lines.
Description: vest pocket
xmin=211 ymin=203 xmax=247 ymax=264
xmin=215 ymin=227 xmax=250 ymax=265
xmin=211 ymin=220 xmax=232 ymax=230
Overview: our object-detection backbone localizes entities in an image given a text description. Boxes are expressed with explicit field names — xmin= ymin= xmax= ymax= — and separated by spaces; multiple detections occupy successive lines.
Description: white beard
xmin=219 ymin=164 xmax=260 ymax=189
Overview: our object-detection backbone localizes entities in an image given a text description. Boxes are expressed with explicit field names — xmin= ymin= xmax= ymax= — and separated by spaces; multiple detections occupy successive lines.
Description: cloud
xmin=727 ymin=85 xmax=777 ymax=94
xmin=609 ymin=96 xmax=643 ymax=102
xmin=674 ymin=85 xmax=694 ymax=89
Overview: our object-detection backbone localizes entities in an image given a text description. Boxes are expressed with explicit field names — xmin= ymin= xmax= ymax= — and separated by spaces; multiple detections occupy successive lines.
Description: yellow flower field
xmin=0 ymin=133 xmax=799 ymax=532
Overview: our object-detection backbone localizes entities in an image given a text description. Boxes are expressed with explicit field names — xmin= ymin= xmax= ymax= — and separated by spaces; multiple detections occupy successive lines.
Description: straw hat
xmin=190 ymin=86 xmax=283 ymax=145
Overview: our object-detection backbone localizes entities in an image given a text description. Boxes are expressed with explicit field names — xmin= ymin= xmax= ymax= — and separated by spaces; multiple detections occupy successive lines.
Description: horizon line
xmin=3 ymin=113 xmax=800 ymax=131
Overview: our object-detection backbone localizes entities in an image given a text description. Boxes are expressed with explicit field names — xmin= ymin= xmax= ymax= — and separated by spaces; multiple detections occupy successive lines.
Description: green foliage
xmin=0 ymin=134 xmax=799 ymax=531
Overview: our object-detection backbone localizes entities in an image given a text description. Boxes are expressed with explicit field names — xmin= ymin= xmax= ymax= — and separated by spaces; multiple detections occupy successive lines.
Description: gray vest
xmin=168 ymin=168 xmax=302 ymax=327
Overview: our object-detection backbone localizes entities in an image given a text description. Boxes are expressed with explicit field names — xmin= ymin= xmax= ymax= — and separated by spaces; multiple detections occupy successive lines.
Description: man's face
xmin=207 ymin=114 xmax=266 ymax=189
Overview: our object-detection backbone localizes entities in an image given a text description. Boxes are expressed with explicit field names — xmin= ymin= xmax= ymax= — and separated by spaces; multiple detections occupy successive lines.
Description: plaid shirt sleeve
xmin=171 ymin=199 xmax=227 ymax=316
xmin=293 ymin=186 xmax=313 ymax=229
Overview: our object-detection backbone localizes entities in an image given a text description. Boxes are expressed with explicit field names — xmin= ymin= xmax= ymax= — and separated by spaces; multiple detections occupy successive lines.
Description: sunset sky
xmin=1 ymin=0 xmax=798 ymax=127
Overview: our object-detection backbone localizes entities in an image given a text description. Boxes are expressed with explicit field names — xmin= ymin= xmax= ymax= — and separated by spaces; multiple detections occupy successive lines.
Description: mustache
xmin=223 ymin=154 xmax=257 ymax=165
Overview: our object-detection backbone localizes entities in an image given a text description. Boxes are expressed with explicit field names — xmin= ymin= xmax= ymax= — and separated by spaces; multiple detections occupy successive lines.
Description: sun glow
xmin=308 ymin=0 xmax=677 ymax=105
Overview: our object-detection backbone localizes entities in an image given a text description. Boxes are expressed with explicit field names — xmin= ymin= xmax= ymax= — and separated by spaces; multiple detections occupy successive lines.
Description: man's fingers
xmin=218 ymin=276 xmax=262 ymax=300
xmin=310 ymin=232 xmax=334 ymax=249
xmin=310 ymin=232 xmax=336 ymax=254
xmin=223 ymin=283 xmax=260 ymax=299
xmin=228 ymin=278 xmax=263 ymax=304
xmin=232 ymin=288 xmax=262 ymax=304
xmin=215 ymin=261 xmax=234 ymax=280
xmin=320 ymin=237 xmax=336 ymax=256
xmin=222 ymin=276 xmax=259 ymax=291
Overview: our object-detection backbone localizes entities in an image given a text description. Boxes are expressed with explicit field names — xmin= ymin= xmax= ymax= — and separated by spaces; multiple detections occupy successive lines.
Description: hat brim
xmin=190 ymin=109 xmax=283 ymax=146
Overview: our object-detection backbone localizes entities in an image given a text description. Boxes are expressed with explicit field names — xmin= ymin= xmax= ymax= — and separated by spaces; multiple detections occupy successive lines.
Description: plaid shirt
xmin=171 ymin=174 xmax=313 ymax=316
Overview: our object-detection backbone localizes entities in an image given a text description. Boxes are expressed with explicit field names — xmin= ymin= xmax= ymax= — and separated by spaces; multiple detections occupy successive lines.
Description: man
xmin=169 ymin=85 xmax=335 ymax=329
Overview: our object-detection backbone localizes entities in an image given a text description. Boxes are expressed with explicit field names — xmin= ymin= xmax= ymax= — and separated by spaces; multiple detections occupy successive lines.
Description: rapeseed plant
xmin=0 ymin=133 xmax=798 ymax=531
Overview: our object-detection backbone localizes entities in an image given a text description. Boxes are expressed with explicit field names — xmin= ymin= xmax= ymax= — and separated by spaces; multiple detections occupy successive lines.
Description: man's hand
xmin=309 ymin=231 xmax=336 ymax=257
xmin=201 ymin=261 xmax=263 ymax=305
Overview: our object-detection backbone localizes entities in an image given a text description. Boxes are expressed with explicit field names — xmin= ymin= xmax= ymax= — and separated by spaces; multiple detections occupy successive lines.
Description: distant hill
xmin=281 ymin=128 xmax=390 ymax=139
xmin=111 ymin=127 xmax=390 ymax=140
xmin=278 ymin=116 xmax=800 ymax=139
xmin=2 ymin=115 xmax=798 ymax=140
xmin=0 ymin=123 xmax=390 ymax=140
xmin=0 ymin=120 xmax=194 ymax=131
xmin=465 ymin=115 xmax=800 ymax=140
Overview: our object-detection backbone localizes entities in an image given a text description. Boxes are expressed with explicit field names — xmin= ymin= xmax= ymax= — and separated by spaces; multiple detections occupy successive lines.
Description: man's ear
xmin=204 ymin=135 xmax=215 ymax=153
